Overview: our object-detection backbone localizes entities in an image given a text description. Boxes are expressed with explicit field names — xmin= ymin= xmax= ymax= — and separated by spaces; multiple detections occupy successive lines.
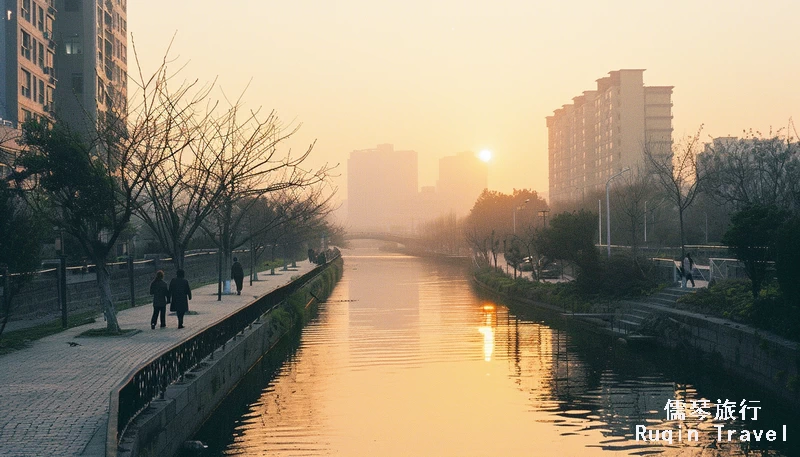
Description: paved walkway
xmin=0 ymin=263 xmax=315 ymax=457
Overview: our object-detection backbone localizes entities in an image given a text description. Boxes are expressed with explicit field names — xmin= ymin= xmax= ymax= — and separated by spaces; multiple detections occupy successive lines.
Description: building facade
xmin=347 ymin=143 xmax=418 ymax=232
xmin=53 ymin=0 xmax=127 ymax=135
xmin=547 ymin=69 xmax=673 ymax=205
xmin=1 ymin=0 xmax=126 ymax=133
xmin=1 ymin=0 xmax=57 ymax=126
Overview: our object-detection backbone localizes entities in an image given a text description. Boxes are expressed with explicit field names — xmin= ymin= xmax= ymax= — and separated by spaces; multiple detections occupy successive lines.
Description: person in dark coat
xmin=149 ymin=270 xmax=169 ymax=329
xmin=231 ymin=257 xmax=244 ymax=295
xmin=169 ymin=269 xmax=192 ymax=328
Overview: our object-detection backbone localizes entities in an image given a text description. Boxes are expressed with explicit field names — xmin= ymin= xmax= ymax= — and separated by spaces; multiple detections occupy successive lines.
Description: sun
xmin=478 ymin=149 xmax=493 ymax=162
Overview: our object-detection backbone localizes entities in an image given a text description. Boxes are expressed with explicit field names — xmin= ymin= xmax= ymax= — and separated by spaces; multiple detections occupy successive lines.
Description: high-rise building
xmin=437 ymin=151 xmax=487 ymax=217
xmin=547 ymin=69 xmax=673 ymax=205
xmin=347 ymin=143 xmax=418 ymax=232
xmin=53 ymin=0 xmax=127 ymax=134
xmin=1 ymin=0 xmax=57 ymax=126
xmin=1 ymin=0 xmax=127 ymax=134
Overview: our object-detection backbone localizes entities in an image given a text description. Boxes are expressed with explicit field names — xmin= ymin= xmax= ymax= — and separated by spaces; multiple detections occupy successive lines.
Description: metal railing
xmin=109 ymin=249 xmax=340 ymax=451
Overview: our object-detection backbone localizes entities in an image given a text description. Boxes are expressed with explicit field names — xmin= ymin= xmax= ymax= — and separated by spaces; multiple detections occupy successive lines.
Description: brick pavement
xmin=0 ymin=263 xmax=314 ymax=457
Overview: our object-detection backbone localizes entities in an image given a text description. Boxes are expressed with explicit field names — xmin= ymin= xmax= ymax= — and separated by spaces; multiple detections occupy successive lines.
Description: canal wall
xmin=471 ymin=273 xmax=800 ymax=408
xmin=116 ymin=258 xmax=343 ymax=457
xmin=639 ymin=303 xmax=800 ymax=407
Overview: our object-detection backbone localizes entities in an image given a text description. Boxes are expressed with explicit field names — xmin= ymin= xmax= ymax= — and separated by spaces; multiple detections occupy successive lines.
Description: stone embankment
xmin=472 ymin=275 xmax=800 ymax=409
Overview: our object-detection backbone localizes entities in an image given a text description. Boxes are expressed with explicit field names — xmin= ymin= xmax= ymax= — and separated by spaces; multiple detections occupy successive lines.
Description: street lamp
xmin=606 ymin=167 xmax=630 ymax=259
xmin=513 ymin=199 xmax=530 ymax=234
xmin=538 ymin=210 xmax=550 ymax=228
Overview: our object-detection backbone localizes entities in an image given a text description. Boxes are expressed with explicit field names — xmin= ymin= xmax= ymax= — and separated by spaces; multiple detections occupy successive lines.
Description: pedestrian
xmin=308 ymin=248 xmax=316 ymax=264
xmin=231 ymin=257 xmax=244 ymax=295
xmin=682 ymin=253 xmax=695 ymax=288
xmin=149 ymin=270 xmax=169 ymax=329
xmin=169 ymin=269 xmax=192 ymax=328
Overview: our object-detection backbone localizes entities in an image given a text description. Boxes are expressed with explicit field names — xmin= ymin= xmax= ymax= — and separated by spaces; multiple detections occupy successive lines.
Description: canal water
xmin=193 ymin=248 xmax=796 ymax=456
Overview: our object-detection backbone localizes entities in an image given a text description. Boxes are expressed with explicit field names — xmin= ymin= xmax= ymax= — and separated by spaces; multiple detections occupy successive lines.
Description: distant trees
xmin=464 ymin=189 xmax=548 ymax=268
xmin=611 ymin=166 xmax=660 ymax=259
xmin=418 ymin=213 xmax=464 ymax=256
xmin=702 ymin=131 xmax=800 ymax=212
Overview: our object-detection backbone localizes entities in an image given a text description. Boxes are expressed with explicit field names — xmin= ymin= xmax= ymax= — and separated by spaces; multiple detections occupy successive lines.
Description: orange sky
xmin=128 ymin=0 xmax=800 ymax=202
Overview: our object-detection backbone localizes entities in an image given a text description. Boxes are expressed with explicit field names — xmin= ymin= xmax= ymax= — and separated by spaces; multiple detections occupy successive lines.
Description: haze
xmin=128 ymin=0 xmax=800 ymax=201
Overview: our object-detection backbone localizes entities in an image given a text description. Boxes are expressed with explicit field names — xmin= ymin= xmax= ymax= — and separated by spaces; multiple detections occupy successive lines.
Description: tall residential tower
xmin=53 ymin=0 xmax=127 ymax=134
xmin=1 ymin=0 xmax=57 ymax=126
xmin=546 ymin=69 xmax=673 ymax=205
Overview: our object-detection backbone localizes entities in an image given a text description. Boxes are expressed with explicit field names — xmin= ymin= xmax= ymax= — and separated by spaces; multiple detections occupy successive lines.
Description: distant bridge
xmin=344 ymin=231 xmax=420 ymax=245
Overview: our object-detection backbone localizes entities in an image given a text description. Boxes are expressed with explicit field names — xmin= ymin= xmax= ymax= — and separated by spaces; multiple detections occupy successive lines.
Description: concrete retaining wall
xmin=473 ymin=274 xmax=800 ymax=408
xmin=649 ymin=306 xmax=800 ymax=407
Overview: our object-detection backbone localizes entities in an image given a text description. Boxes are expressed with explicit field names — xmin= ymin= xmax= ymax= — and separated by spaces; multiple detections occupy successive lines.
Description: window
xmin=64 ymin=36 xmax=82 ymax=54
xmin=71 ymin=73 xmax=83 ymax=94
xmin=21 ymin=31 xmax=31 ymax=60
xmin=22 ymin=109 xmax=32 ymax=122
xmin=21 ymin=69 xmax=32 ymax=98
xmin=97 ymin=77 xmax=106 ymax=105
xmin=37 ymin=4 xmax=44 ymax=31
xmin=38 ymin=79 xmax=45 ymax=104
xmin=21 ymin=0 xmax=31 ymax=21
xmin=37 ymin=41 xmax=45 ymax=67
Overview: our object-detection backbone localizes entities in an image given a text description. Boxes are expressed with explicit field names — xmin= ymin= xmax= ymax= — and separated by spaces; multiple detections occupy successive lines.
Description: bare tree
xmin=612 ymin=165 xmax=662 ymax=259
xmin=199 ymin=102 xmax=334 ymax=289
xmin=15 ymin=52 xmax=199 ymax=332
xmin=644 ymin=127 xmax=707 ymax=258
xmin=701 ymin=127 xmax=800 ymax=212
xmin=134 ymin=80 xmax=227 ymax=269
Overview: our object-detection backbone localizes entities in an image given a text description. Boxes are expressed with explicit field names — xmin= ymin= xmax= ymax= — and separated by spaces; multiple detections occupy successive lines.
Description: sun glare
xmin=478 ymin=149 xmax=493 ymax=162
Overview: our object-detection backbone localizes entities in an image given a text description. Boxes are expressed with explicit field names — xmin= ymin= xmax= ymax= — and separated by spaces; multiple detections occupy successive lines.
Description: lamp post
xmin=606 ymin=167 xmax=630 ymax=259
xmin=54 ymin=228 xmax=67 ymax=328
xmin=538 ymin=210 xmax=549 ymax=228
xmin=513 ymin=198 xmax=530 ymax=234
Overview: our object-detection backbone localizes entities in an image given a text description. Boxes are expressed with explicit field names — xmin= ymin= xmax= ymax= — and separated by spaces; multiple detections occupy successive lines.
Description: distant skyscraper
xmin=436 ymin=151 xmax=487 ymax=217
xmin=547 ymin=69 xmax=673 ymax=205
xmin=1 ymin=0 xmax=57 ymax=126
xmin=347 ymin=143 xmax=418 ymax=231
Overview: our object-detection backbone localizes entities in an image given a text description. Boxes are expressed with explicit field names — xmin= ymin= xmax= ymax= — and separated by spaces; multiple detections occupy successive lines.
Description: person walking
xmin=231 ymin=257 xmax=244 ymax=295
xmin=149 ymin=270 xmax=169 ymax=329
xmin=682 ymin=253 xmax=695 ymax=288
xmin=169 ymin=269 xmax=192 ymax=328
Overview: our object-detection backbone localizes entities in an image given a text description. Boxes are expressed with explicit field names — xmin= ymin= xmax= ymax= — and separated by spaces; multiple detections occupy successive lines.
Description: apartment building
xmin=1 ymin=0 xmax=57 ymax=126
xmin=53 ymin=0 xmax=127 ymax=135
xmin=1 ymin=0 xmax=127 ymax=134
xmin=547 ymin=69 xmax=673 ymax=205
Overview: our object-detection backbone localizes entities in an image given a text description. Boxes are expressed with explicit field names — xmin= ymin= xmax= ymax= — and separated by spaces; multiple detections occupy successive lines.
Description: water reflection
xmin=194 ymin=250 xmax=795 ymax=457
xmin=478 ymin=303 xmax=495 ymax=362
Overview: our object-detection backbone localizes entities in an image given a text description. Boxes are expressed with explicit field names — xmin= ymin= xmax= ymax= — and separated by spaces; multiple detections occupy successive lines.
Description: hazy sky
xmin=128 ymin=0 xmax=799 ymax=201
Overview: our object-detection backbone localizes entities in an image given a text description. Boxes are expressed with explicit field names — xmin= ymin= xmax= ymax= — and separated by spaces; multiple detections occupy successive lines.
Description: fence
xmin=2 ymin=250 xmax=255 ymax=326
xmin=708 ymin=258 xmax=749 ymax=282
xmin=109 ymin=248 xmax=341 ymax=452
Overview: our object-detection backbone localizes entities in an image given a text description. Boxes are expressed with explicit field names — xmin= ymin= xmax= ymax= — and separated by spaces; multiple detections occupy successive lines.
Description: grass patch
xmin=0 ymin=311 xmax=97 ymax=354
xmin=77 ymin=328 xmax=141 ymax=338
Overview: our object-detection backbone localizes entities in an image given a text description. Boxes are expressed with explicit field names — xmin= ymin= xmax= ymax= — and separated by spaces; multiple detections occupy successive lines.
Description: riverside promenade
xmin=0 ymin=262 xmax=315 ymax=457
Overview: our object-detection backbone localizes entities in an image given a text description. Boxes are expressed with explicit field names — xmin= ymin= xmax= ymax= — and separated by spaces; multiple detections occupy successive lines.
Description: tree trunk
xmin=678 ymin=206 xmax=686 ymax=260
xmin=96 ymin=259 xmax=120 ymax=333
